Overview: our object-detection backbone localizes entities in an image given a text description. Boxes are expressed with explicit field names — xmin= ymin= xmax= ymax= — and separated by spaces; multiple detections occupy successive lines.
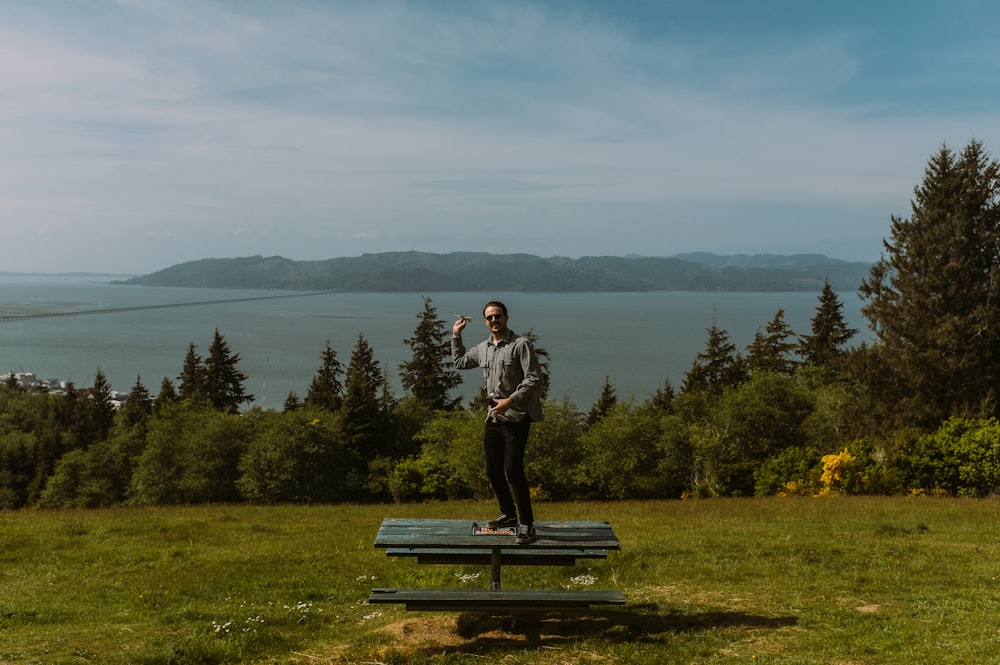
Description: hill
xmin=115 ymin=252 xmax=871 ymax=292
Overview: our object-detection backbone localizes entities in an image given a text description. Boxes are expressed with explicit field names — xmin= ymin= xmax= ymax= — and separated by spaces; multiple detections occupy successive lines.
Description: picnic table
xmin=368 ymin=518 xmax=626 ymax=612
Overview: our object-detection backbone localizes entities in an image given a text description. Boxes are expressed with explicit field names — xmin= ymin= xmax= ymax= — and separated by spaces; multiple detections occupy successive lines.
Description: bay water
xmin=0 ymin=275 xmax=871 ymax=410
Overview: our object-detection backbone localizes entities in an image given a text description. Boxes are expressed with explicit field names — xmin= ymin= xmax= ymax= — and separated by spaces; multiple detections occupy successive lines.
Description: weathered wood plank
xmin=374 ymin=519 xmax=621 ymax=550
xmin=385 ymin=547 xmax=608 ymax=566
xmin=368 ymin=588 xmax=626 ymax=612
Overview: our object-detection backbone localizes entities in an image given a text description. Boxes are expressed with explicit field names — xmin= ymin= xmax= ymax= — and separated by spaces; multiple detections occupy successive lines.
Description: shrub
xmin=908 ymin=417 xmax=1000 ymax=497
xmin=237 ymin=409 xmax=353 ymax=503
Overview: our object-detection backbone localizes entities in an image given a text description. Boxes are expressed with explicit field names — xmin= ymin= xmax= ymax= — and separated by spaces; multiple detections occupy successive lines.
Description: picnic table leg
xmin=490 ymin=547 xmax=502 ymax=590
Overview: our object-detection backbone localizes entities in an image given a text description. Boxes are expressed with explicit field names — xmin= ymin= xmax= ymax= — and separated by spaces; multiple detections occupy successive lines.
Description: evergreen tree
xmin=152 ymin=377 xmax=178 ymax=414
xmin=746 ymin=309 xmax=799 ymax=375
xmin=304 ymin=340 xmax=344 ymax=412
xmin=799 ymin=280 xmax=858 ymax=368
xmin=585 ymin=376 xmax=618 ymax=426
xmin=60 ymin=381 xmax=94 ymax=451
xmin=119 ymin=375 xmax=153 ymax=431
xmin=399 ymin=297 xmax=462 ymax=411
xmin=681 ymin=321 xmax=746 ymax=395
xmin=176 ymin=343 xmax=206 ymax=402
xmin=378 ymin=367 xmax=397 ymax=414
xmin=203 ymin=328 xmax=253 ymax=413
xmin=282 ymin=391 xmax=302 ymax=412
xmin=87 ymin=368 xmax=116 ymax=442
xmin=648 ymin=376 xmax=676 ymax=414
xmin=859 ymin=140 xmax=1000 ymax=427
xmin=521 ymin=329 xmax=551 ymax=401
xmin=341 ymin=333 xmax=388 ymax=463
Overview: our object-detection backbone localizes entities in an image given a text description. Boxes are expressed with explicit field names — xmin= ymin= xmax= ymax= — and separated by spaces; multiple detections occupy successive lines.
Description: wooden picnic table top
xmin=374 ymin=518 xmax=621 ymax=551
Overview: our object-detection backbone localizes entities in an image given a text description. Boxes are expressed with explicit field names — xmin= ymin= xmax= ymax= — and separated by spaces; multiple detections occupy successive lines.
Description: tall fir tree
xmin=119 ymin=375 xmax=153 ymax=431
xmin=586 ymin=376 xmax=618 ymax=426
xmin=176 ymin=343 xmax=206 ymax=402
xmin=87 ymin=368 xmax=116 ymax=443
xmin=648 ymin=376 xmax=676 ymax=414
xmin=859 ymin=140 xmax=1000 ymax=427
xmin=341 ymin=333 xmax=388 ymax=461
xmin=521 ymin=329 xmax=551 ymax=401
xmin=203 ymin=328 xmax=253 ymax=413
xmin=746 ymin=309 xmax=799 ymax=376
xmin=798 ymin=279 xmax=858 ymax=368
xmin=152 ymin=377 xmax=178 ymax=414
xmin=304 ymin=340 xmax=344 ymax=412
xmin=282 ymin=391 xmax=302 ymax=412
xmin=681 ymin=320 xmax=746 ymax=395
xmin=399 ymin=297 xmax=462 ymax=411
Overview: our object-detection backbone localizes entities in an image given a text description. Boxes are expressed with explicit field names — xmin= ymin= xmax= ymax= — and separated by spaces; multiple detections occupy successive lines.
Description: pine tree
xmin=648 ymin=376 xmax=676 ymax=414
xmin=586 ymin=376 xmax=618 ymax=426
xmin=399 ymin=297 xmax=462 ymax=411
xmin=119 ymin=375 xmax=153 ymax=431
xmin=282 ymin=391 xmax=302 ymax=412
xmin=304 ymin=340 xmax=344 ymax=412
xmin=58 ymin=381 xmax=90 ymax=453
xmin=746 ymin=309 xmax=799 ymax=375
xmin=87 ymin=368 xmax=116 ymax=443
xmin=152 ymin=377 xmax=177 ymax=414
xmin=521 ymin=329 xmax=551 ymax=401
xmin=378 ymin=367 xmax=397 ymax=414
xmin=859 ymin=140 xmax=1000 ymax=426
xmin=176 ymin=343 xmax=206 ymax=402
xmin=204 ymin=328 xmax=253 ymax=413
xmin=682 ymin=321 xmax=745 ymax=395
xmin=798 ymin=279 xmax=858 ymax=368
xmin=341 ymin=333 xmax=387 ymax=461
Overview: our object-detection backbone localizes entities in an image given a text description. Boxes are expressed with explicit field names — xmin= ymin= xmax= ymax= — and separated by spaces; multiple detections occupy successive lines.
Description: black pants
xmin=483 ymin=418 xmax=534 ymax=526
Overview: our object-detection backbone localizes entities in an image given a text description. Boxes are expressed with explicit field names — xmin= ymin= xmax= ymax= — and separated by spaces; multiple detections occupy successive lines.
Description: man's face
xmin=483 ymin=306 xmax=508 ymax=337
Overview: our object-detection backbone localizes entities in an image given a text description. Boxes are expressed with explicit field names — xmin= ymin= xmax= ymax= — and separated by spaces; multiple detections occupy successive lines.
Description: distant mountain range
xmin=115 ymin=252 xmax=872 ymax=292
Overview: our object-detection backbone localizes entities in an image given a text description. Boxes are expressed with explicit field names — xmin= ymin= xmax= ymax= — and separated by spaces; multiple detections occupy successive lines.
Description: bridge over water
xmin=0 ymin=291 xmax=337 ymax=323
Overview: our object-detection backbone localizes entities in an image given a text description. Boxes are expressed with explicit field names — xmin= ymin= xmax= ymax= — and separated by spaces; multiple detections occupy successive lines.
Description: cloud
xmin=1 ymin=1 xmax=999 ymax=272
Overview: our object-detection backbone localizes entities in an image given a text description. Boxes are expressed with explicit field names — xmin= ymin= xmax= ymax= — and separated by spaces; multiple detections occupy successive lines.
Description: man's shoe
xmin=488 ymin=515 xmax=518 ymax=528
xmin=516 ymin=524 xmax=537 ymax=545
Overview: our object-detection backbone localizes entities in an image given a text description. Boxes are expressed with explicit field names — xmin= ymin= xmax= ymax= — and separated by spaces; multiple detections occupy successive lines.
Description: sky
xmin=3 ymin=1 xmax=999 ymax=274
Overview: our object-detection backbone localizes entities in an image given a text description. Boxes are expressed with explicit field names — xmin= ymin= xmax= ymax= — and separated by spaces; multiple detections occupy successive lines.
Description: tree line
xmin=3 ymin=139 xmax=1000 ymax=508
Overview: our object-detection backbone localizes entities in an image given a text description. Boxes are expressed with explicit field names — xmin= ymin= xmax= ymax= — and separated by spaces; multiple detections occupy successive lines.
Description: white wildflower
xmin=569 ymin=574 xmax=598 ymax=586
xmin=360 ymin=610 xmax=383 ymax=623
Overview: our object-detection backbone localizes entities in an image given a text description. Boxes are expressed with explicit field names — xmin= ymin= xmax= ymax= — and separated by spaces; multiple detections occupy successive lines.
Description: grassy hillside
xmin=3 ymin=497 xmax=996 ymax=664
xmin=116 ymin=252 xmax=871 ymax=292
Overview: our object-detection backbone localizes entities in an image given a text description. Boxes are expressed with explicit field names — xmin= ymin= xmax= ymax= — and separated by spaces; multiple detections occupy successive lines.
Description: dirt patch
xmin=855 ymin=603 xmax=884 ymax=614
xmin=371 ymin=612 xmax=644 ymax=663
xmin=378 ymin=616 xmax=472 ymax=650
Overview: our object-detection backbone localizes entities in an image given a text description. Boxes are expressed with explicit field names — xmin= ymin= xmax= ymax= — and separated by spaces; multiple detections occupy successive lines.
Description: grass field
xmin=3 ymin=497 xmax=1000 ymax=664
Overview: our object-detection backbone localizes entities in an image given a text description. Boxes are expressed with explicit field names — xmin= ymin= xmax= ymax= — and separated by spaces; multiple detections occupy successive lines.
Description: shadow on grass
xmin=415 ymin=603 xmax=798 ymax=655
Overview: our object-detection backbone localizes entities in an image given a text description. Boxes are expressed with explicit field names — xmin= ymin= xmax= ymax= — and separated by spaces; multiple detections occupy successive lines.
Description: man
xmin=452 ymin=301 xmax=544 ymax=545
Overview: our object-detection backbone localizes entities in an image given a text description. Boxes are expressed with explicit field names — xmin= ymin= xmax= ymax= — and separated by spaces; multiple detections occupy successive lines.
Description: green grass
xmin=2 ymin=497 xmax=1000 ymax=664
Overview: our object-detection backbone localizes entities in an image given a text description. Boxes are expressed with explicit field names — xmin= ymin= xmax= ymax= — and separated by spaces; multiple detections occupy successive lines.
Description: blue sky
xmin=3 ymin=1 xmax=999 ymax=274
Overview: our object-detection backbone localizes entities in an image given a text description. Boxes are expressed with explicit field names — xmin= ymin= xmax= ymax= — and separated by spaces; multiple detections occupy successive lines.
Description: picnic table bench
xmin=368 ymin=518 xmax=625 ymax=612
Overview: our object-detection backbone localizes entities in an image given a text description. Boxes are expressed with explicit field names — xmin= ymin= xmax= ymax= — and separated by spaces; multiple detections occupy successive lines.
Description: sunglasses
xmin=484 ymin=314 xmax=505 ymax=321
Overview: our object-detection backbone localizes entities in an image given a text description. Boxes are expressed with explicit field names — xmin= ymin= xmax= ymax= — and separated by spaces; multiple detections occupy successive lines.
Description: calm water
xmin=0 ymin=276 xmax=871 ymax=409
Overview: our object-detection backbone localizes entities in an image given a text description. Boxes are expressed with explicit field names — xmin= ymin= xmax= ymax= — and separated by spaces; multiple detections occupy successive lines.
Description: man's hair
xmin=483 ymin=300 xmax=508 ymax=317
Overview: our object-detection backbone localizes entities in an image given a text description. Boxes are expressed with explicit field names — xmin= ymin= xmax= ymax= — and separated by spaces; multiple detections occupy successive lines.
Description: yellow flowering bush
xmin=817 ymin=449 xmax=854 ymax=496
